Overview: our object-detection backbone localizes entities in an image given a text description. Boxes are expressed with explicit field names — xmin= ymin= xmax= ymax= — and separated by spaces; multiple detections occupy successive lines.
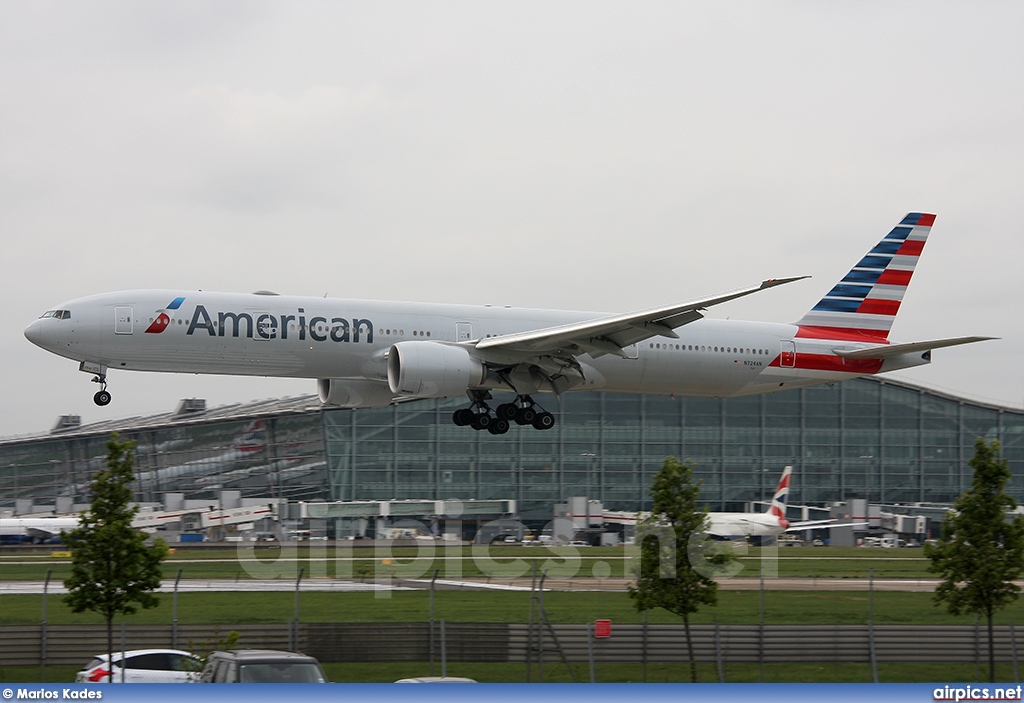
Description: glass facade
xmin=322 ymin=379 xmax=1024 ymax=516
xmin=0 ymin=411 xmax=327 ymax=508
xmin=2 ymin=378 xmax=1022 ymax=517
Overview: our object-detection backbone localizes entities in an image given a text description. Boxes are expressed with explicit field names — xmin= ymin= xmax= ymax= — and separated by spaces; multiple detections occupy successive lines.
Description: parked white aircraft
xmin=0 ymin=516 xmax=80 ymax=543
xmin=25 ymin=213 xmax=991 ymax=434
xmin=599 ymin=466 xmax=864 ymax=538
xmin=706 ymin=466 xmax=863 ymax=539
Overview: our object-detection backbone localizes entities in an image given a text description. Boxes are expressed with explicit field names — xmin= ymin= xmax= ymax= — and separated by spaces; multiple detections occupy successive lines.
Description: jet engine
xmin=387 ymin=341 xmax=486 ymax=398
xmin=317 ymin=378 xmax=395 ymax=408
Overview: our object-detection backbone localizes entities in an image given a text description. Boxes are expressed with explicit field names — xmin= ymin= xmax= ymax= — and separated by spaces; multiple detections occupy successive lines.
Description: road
xmin=0 ymin=575 xmax=961 ymax=594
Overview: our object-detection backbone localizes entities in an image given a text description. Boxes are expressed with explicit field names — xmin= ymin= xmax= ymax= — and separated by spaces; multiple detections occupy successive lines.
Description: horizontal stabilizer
xmin=785 ymin=520 xmax=870 ymax=533
xmin=834 ymin=336 xmax=996 ymax=360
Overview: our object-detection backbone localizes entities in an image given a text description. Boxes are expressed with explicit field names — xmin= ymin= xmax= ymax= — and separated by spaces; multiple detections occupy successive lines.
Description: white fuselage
xmin=0 ymin=517 xmax=80 ymax=541
xmin=24 ymin=289 xmax=930 ymax=403
xmin=706 ymin=513 xmax=785 ymax=538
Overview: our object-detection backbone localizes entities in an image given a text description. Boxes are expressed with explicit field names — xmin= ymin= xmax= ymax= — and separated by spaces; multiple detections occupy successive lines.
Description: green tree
xmin=628 ymin=457 xmax=734 ymax=682
xmin=926 ymin=438 xmax=1024 ymax=683
xmin=62 ymin=433 xmax=168 ymax=683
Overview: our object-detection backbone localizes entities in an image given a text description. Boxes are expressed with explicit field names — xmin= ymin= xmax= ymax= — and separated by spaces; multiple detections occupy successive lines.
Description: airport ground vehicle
xmin=74 ymin=648 xmax=200 ymax=683
xmin=200 ymin=649 xmax=328 ymax=683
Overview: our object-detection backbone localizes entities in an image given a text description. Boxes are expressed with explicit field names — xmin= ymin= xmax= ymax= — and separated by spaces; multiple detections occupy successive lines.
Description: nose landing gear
xmin=80 ymin=361 xmax=112 ymax=406
xmin=91 ymin=375 xmax=111 ymax=406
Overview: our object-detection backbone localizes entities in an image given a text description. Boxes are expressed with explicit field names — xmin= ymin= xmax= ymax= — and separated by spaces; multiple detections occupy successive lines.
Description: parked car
xmin=395 ymin=676 xmax=477 ymax=683
xmin=75 ymin=649 xmax=201 ymax=683
xmin=200 ymin=649 xmax=328 ymax=683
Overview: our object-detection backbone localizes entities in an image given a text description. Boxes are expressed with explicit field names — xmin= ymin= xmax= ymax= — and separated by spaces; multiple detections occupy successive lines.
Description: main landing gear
xmin=452 ymin=392 xmax=556 ymax=434
xmin=91 ymin=374 xmax=111 ymax=406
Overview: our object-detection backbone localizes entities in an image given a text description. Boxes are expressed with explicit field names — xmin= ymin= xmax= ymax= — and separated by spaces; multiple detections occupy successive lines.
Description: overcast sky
xmin=1 ymin=0 xmax=1021 ymax=438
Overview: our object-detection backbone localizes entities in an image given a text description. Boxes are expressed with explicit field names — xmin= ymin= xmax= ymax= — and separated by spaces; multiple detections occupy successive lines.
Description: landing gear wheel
xmin=471 ymin=413 xmax=493 ymax=431
xmin=93 ymin=390 xmax=112 ymax=407
xmin=532 ymin=412 xmax=555 ymax=431
xmin=453 ymin=408 xmax=474 ymax=426
xmin=488 ymin=418 xmax=510 ymax=435
xmin=515 ymin=406 xmax=537 ymax=426
xmin=496 ymin=403 xmax=518 ymax=421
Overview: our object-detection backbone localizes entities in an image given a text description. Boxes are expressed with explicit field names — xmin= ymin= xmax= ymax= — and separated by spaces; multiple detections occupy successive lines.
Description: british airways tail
xmin=766 ymin=465 xmax=792 ymax=529
xmin=762 ymin=466 xmax=872 ymax=535
xmin=796 ymin=213 xmax=934 ymax=340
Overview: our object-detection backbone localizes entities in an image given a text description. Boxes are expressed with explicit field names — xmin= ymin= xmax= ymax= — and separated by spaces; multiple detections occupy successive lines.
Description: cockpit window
xmin=39 ymin=310 xmax=71 ymax=319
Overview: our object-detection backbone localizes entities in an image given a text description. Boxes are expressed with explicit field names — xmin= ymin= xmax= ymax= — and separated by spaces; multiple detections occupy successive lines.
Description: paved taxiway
xmin=1 ymin=576 xmax=959 ymax=595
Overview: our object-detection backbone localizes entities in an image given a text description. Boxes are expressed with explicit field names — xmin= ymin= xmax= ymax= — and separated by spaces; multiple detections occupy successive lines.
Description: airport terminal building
xmin=2 ymin=377 xmax=1023 ymax=525
xmin=0 ymin=376 xmax=1019 ymax=523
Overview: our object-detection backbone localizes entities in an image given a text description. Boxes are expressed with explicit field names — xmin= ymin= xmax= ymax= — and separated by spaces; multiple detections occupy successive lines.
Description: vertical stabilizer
xmin=795 ymin=213 xmax=935 ymax=340
xmin=766 ymin=466 xmax=793 ymax=529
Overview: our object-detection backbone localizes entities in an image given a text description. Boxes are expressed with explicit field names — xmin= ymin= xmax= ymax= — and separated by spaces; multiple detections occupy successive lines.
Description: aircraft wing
xmin=834 ymin=336 xmax=996 ymax=360
xmin=475 ymin=277 xmax=808 ymax=359
xmin=24 ymin=526 xmax=60 ymax=540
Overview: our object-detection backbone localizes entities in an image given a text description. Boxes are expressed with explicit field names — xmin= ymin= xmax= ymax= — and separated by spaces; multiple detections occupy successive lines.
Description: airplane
xmin=0 ymin=516 xmax=80 ymax=544
xmin=24 ymin=213 xmax=992 ymax=435
xmin=597 ymin=466 xmax=866 ymax=538
xmin=705 ymin=466 xmax=866 ymax=539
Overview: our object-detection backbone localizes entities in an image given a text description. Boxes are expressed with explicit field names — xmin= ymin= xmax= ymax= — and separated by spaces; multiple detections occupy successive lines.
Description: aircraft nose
xmin=24 ymin=319 xmax=43 ymax=347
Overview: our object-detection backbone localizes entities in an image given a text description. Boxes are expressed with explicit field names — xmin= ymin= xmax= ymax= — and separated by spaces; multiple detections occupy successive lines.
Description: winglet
xmin=761 ymin=276 xmax=810 ymax=290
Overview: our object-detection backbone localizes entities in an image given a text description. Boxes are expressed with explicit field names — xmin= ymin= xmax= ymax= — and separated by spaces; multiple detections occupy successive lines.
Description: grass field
xmin=3 ymin=588 xmax=1022 ymax=627
xmin=0 ymin=544 xmax=934 ymax=581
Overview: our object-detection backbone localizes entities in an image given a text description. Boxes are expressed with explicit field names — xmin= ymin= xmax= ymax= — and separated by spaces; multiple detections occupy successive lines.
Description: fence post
xmin=642 ymin=609 xmax=648 ymax=683
xmin=527 ymin=563 xmax=537 ymax=683
xmin=40 ymin=569 xmax=51 ymax=682
xmin=293 ymin=567 xmax=304 ymax=651
xmin=759 ymin=563 xmax=765 ymax=683
xmin=869 ymin=567 xmax=878 ymax=683
xmin=588 ymin=622 xmax=595 ymax=683
xmin=715 ymin=621 xmax=724 ymax=683
xmin=1011 ymin=622 xmax=1019 ymax=683
xmin=976 ymin=614 xmax=981 ymax=682
xmin=440 ymin=618 xmax=447 ymax=679
xmin=538 ymin=570 xmax=545 ymax=682
xmin=430 ymin=568 xmax=438 ymax=676
xmin=172 ymin=568 xmax=182 ymax=649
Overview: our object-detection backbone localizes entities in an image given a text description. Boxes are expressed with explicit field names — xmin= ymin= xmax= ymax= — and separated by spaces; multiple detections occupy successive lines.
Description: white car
xmin=75 ymin=649 xmax=201 ymax=683
xmin=395 ymin=677 xmax=477 ymax=683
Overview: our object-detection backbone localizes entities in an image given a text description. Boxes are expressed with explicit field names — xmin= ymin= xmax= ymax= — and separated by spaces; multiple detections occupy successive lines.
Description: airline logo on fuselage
xmin=185 ymin=304 xmax=374 ymax=344
xmin=145 ymin=297 xmax=186 ymax=334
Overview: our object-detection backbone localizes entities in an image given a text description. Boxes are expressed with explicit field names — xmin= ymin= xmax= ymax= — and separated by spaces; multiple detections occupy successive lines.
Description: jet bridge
xmin=295 ymin=498 xmax=516 ymax=540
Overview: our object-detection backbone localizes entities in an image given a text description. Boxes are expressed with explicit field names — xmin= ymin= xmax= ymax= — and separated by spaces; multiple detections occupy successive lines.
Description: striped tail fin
xmin=795 ymin=213 xmax=935 ymax=341
xmin=766 ymin=466 xmax=792 ymax=529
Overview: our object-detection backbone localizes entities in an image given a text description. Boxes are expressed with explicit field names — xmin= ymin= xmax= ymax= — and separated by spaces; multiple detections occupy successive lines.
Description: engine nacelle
xmin=317 ymin=378 xmax=395 ymax=408
xmin=387 ymin=341 xmax=486 ymax=398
